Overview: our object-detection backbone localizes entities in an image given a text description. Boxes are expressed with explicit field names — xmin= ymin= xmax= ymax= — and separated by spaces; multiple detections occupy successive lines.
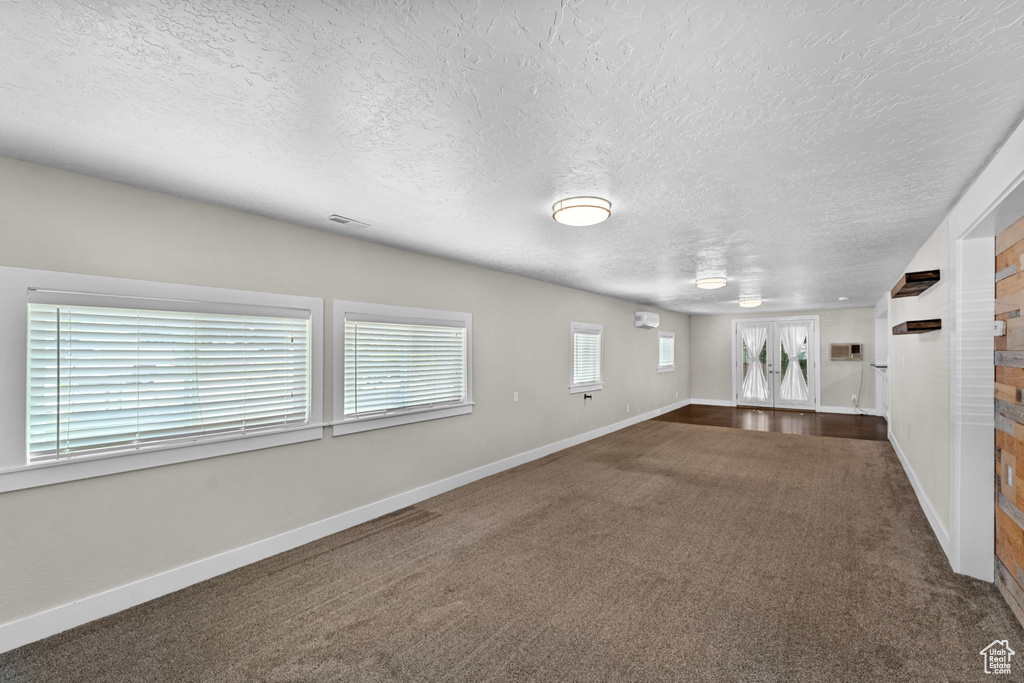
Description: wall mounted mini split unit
xmin=829 ymin=343 xmax=862 ymax=361
xmin=634 ymin=312 xmax=660 ymax=329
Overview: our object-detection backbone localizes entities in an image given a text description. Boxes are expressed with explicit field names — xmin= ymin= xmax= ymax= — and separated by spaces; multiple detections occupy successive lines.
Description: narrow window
xmin=658 ymin=331 xmax=675 ymax=372
xmin=570 ymin=322 xmax=603 ymax=393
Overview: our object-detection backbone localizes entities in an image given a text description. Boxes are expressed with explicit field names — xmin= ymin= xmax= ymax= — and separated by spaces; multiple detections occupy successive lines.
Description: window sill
xmin=0 ymin=424 xmax=323 ymax=493
xmin=569 ymin=383 xmax=603 ymax=394
xmin=332 ymin=403 xmax=473 ymax=436
xmin=657 ymin=366 xmax=676 ymax=373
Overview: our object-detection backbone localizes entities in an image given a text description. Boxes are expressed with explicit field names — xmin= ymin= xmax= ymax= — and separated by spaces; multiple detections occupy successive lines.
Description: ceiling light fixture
xmin=695 ymin=277 xmax=728 ymax=289
xmin=739 ymin=298 xmax=762 ymax=308
xmin=838 ymin=296 xmax=850 ymax=301
xmin=552 ymin=196 xmax=611 ymax=226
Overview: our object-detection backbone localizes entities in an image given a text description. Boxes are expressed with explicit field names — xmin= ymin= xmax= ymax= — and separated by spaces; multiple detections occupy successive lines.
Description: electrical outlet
xmin=626 ymin=404 xmax=630 ymax=412
xmin=851 ymin=394 xmax=858 ymax=402
xmin=675 ymin=391 xmax=678 ymax=398
xmin=514 ymin=391 xmax=519 ymax=403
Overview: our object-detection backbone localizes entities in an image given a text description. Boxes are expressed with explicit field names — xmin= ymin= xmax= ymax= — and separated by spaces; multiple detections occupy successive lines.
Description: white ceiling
xmin=2 ymin=1 xmax=1023 ymax=314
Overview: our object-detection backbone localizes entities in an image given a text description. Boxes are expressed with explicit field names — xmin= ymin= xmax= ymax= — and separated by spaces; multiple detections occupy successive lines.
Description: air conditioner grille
xmin=830 ymin=343 xmax=862 ymax=361
xmin=328 ymin=214 xmax=370 ymax=229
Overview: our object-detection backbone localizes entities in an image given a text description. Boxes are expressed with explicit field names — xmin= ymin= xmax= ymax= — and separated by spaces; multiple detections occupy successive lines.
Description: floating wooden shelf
xmin=891 ymin=269 xmax=940 ymax=298
xmin=892 ymin=319 xmax=942 ymax=335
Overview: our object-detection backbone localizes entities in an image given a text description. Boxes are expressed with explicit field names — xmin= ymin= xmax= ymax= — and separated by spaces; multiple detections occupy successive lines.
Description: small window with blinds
xmin=0 ymin=267 xmax=323 ymax=493
xmin=658 ymin=331 xmax=675 ymax=372
xmin=570 ymin=322 xmax=603 ymax=393
xmin=333 ymin=301 xmax=472 ymax=436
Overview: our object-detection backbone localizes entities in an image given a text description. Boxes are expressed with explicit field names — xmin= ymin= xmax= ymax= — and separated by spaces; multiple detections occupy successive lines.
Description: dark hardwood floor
xmin=655 ymin=404 xmax=889 ymax=441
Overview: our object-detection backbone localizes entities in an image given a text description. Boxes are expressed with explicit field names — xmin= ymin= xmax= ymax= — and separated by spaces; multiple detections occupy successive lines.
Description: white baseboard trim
xmin=0 ymin=397 xmax=691 ymax=654
xmin=819 ymin=405 xmax=878 ymax=416
xmin=690 ymin=398 xmax=737 ymax=407
xmin=888 ymin=429 xmax=952 ymax=563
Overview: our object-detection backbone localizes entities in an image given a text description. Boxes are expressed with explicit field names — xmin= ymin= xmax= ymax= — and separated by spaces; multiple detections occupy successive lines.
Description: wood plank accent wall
xmin=995 ymin=214 xmax=1024 ymax=628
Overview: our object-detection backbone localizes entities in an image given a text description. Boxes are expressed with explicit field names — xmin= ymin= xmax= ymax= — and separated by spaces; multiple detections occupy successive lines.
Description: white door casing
xmin=733 ymin=316 xmax=820 ymax=411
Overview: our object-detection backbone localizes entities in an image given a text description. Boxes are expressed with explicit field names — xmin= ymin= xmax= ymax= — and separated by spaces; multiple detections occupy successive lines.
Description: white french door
xmin=734 ymin=318 xmax=818 ymax=411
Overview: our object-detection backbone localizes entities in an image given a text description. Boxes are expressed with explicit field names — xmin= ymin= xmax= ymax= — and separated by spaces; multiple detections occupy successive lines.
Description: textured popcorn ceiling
xmin=2 ymin=1 xmax=1024 ymax=314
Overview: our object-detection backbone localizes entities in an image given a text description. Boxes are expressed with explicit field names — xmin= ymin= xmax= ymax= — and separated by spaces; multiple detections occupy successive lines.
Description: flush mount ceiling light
xmin=739 ymin=298 xmax=762 ymax=308
xmin=838 ymin=296 xmax=850 ymax=301
xmin=552 ymin=196 xmax=611 ymax=226
xmin=695 ymin=277 xmax=728 ymax=289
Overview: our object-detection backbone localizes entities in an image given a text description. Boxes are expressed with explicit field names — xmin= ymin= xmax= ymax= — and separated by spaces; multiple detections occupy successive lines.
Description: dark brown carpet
xmin=1 ymin=421 xmax=1020 ymax=682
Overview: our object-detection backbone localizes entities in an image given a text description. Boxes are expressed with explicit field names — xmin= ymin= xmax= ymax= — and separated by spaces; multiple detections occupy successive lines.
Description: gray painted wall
xmin=0 ymin=156 xmax=690 ymax=625
xmin=888 ymin=221 xmax=950 ymax=527
xmin=689 ymin=308 xmax=877 ymax=410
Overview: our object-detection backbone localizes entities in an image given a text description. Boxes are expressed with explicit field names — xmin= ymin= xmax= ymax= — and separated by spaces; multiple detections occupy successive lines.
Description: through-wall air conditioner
xmin=634 ymin=311 xmax=660 ymax=329
xmin=830 ymin=343 xmax=862 ymax=361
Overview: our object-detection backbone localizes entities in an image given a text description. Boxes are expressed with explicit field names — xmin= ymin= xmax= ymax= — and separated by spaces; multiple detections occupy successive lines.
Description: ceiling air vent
xmin=327 ymin=214 xmax=370 ymax=229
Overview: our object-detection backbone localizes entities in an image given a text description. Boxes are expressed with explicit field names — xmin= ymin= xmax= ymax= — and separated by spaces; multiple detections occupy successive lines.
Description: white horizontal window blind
xmin=27 ymin=303 xmax=311 ymax=463
xmin=659 ymin=333 xmax=675 ymax=369
xmin=344 ymin=319 xmax=467 ymax=418
xmin=571 ymin=324 xmax=602 ymax=388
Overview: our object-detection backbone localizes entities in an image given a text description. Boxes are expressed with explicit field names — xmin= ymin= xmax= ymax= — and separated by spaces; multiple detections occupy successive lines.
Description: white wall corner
xmin=939 ymin=112 xmax=1024 ymax=582
xmin=950 ymin=421 xmax=995 ymax=582
xmin=947 ymin=237 xmax=995 ymax=583
xmin=874 ymin=293 xmax=888 ymax=320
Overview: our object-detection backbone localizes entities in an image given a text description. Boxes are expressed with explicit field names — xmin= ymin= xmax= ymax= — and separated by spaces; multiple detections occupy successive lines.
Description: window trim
xmin=0 ymin=266 xmax=324 ymax=493
xmin=569 ymin=321 xmax=604 ymax=394
xmin=332 ymin=300 xmax=473 ymax=436
xmin=658 ymin=331 xmax=676 ymax=373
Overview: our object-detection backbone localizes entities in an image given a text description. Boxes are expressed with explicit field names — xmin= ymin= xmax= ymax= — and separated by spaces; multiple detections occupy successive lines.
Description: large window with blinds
xmin=0 ymin=267 xmax=323 ymax=492
xmin=333 ymin=300 xmax=472 ymax=435
xmin=27 ymin=304 xmax=311 ymax=462
xmin=658 ymin=331 xmax=675 ymax=372
xmin=570 ymin=322 xmax=603 ymax=393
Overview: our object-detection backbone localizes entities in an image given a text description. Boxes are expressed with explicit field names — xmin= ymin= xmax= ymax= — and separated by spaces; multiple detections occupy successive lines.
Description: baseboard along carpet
xmin=1 ymin=421 xmax=1019 ymax=682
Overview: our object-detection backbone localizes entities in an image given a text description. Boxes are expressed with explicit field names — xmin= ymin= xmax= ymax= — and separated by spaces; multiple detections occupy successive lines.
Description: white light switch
xmin=513 ymin=392 xmax=519 ymax=403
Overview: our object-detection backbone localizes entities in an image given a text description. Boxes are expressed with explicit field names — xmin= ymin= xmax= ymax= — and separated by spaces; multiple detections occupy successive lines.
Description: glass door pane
xmin=775 ymin=321 xmax=814 ymax=410
xmin=737 ymin=322 xmax=772 ymax=407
